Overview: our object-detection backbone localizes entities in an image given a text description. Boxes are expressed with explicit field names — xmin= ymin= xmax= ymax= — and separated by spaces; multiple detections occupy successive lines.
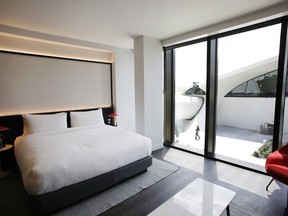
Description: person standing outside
xmin=195 ymin=125 xmax=200 ymax=140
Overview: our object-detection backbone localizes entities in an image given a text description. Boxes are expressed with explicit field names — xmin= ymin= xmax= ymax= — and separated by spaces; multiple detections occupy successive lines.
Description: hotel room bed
xmin=3 ymin=108 xmax=152 ymax=215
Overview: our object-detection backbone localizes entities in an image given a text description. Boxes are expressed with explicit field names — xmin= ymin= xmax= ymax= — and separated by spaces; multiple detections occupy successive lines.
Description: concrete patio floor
xmin=174 ymin=124 xmax=272 ymax=169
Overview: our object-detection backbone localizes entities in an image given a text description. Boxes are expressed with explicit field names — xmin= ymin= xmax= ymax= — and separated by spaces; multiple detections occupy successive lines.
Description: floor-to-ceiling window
xmin=215 ymin=24 xmax=281 ymax=169
xmin=173 ymin=42 xmax=207 ymax=154
xmin=164 ymin=17 xmax=288 ymax=172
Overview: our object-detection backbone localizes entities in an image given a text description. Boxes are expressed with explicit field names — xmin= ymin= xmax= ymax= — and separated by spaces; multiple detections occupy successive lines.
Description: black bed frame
xmin=31 ymin=156 xmax=152 ymax=216
xmin=0 ymin=107 xmax=153 ymax=216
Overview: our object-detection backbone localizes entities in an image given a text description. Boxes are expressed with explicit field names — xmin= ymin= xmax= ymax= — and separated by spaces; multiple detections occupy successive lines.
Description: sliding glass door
xmin=164 ymin=17 xmax=288 ymax=171
xmin=173 ymin=42 xmax=207 ymax=154
xmin=215 ymin=24 xmax=281 ymax=168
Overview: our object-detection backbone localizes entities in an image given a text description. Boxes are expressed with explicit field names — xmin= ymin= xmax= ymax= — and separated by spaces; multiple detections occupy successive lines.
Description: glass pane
xmin=216 ymin=24 xmax=281 ymax=170
xmin=246 ymin=80 xmax=259 ymax=95
xmin=232 ymin=83 xmax=247 ymax=94
xmin=173 ymin=42 xmax=207 ymax=154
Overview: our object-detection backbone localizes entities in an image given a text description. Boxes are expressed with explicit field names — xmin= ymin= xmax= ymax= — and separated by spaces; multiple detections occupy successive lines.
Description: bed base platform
xmin=29 ymin=155 xmax=153 ymax=216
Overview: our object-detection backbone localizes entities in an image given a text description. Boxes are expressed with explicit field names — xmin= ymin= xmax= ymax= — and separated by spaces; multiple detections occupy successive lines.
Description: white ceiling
xmin=0 ymin=0 xmax=287 ymax=49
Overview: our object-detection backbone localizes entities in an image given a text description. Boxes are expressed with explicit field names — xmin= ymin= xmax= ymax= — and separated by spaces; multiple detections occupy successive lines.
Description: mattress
xmin=14 ymin=125 xmax=152 ymax=195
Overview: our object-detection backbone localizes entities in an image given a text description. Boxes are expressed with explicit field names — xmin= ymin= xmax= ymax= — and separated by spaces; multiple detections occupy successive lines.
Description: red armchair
xmin=265 ymin=144 xmax=288 ymax=191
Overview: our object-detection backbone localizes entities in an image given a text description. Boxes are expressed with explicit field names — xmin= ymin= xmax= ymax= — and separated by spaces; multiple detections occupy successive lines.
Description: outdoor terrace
xmin=173 ymin=124 xmax=275 ymax=172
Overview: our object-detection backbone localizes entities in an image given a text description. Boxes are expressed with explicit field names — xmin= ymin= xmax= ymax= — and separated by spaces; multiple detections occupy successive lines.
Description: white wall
xmin=112 ymin=48 xmax=136 ymax=131
xmin=218 ymin=98 xmax=276 ymax=130
xmin=0 ymin=52 xmax=111 ymax=116
xmin=218 ymin=96 xmax=288 ymax=135
xmin=134 ymin=36 xmax=163 ymax=150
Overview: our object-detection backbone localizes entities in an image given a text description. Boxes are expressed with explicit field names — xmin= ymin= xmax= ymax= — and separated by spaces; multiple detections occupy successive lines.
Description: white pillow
xmin=23 ymin=112 xmax=67 ymax=134
xmin=70 ymin=109 xmax=105 ymax=127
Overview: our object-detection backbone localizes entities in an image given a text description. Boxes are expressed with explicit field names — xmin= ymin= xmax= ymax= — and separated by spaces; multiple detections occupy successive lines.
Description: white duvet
xmin=14 ymin=125 xmax=151 ymax=195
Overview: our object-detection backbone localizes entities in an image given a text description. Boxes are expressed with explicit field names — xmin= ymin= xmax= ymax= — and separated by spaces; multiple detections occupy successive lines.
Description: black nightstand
xmin=0 ymin=144 xmax=13 ymax=178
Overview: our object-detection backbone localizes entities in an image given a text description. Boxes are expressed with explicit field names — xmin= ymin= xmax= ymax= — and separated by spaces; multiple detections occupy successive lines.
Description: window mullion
xmin=205 ymin=38 xmax=218 ymax=157
xmin=163 ymin=48 xmax=175 ymax=145
xmin=273 ymin=18 xmax=288 ymax=151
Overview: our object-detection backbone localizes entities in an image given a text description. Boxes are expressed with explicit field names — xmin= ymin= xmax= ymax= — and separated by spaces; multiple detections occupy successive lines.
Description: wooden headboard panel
xmin=0 ymin=107 xmax=113 ymax=145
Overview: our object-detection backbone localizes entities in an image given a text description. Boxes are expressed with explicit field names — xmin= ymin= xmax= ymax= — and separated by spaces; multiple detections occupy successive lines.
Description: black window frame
xmin=163 ymin=16 xmax=288 ymax=171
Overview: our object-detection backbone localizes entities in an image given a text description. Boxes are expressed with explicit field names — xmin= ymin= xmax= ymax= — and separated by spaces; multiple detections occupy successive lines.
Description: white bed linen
xmin=14 ymin=125 xmax=151 ymax=195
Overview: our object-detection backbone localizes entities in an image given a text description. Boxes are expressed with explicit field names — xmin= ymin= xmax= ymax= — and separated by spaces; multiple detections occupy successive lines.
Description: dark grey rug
xmin=52 ymin=157 xmax=257 ymax=216
xmin=221 ymin=203 xmax=257 ymax=216
xmin=53 ymin=158 xmax=179 ymax=216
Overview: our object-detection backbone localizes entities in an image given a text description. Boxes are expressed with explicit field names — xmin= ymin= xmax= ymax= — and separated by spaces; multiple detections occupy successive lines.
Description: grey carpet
xmin=53 ymin=158 xmax=179 ymax=216
xmin=52 ymin=157 xmax=257 ymax=216
xmin=221 ymin=202 xmax=257 ymax=216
